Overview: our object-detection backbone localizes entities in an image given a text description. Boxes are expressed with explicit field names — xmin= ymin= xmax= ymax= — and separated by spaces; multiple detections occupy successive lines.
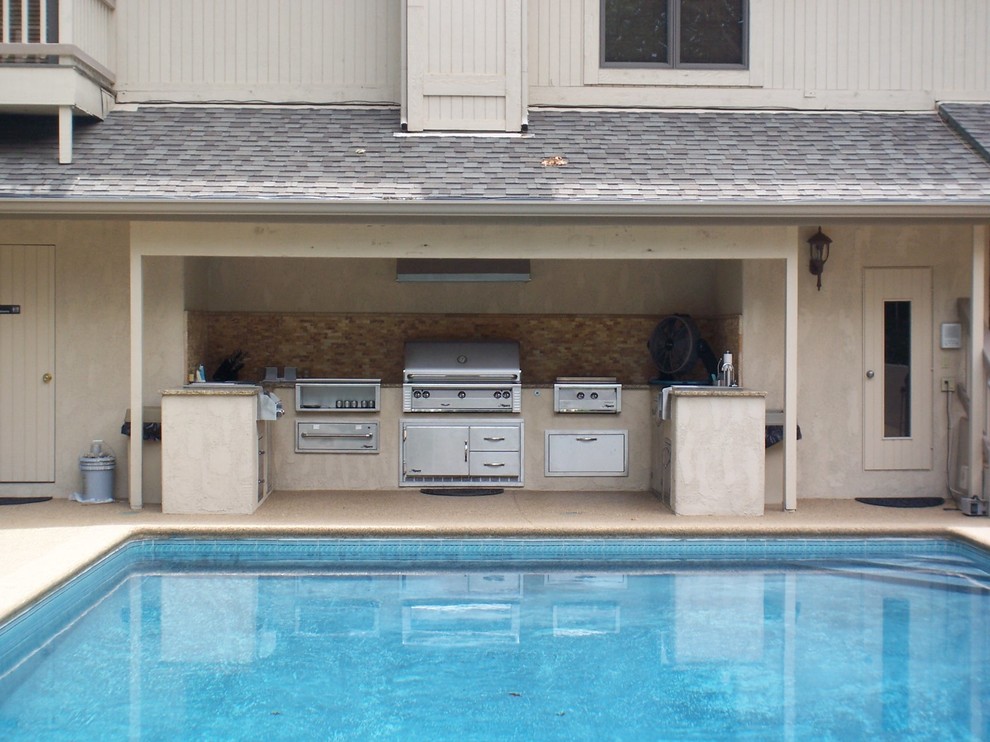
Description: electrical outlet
xmin=941 ymin=377 xmax=956 ymax=392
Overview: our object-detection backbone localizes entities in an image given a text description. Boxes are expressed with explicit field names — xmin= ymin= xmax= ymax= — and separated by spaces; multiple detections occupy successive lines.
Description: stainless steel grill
xmin=403 ymin=341 xmax=522 ymax=413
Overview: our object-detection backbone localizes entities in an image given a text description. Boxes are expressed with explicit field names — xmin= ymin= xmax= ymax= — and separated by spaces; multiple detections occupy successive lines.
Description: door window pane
xmin=679 ymin=0 xmax=745 ymax=64
xmin=884 ymin=301 xmax=911 ymax=438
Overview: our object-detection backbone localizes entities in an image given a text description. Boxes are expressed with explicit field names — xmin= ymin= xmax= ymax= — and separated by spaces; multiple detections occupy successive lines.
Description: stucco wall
xmin=4 ymin=218 xmax=975 ymax=506
xmin=745 ymin=224 xmax=973 ymax=504
xmin=0 ymin=221 xmax=184 ymax=502
xmin=195 ymin=257 xmax=740 ymax=316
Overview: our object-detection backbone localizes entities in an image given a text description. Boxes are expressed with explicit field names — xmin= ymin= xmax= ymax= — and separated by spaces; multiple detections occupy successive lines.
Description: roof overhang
xmin=0 ymin=198 xmax=988 ymax=224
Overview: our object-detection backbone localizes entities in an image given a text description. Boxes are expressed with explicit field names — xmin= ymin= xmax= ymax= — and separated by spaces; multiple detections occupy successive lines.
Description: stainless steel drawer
xmin=545 ymin=431 xmax=628 ymax=476
xmin=469 ymin=426 xmax=521 ymax=451
xmin=296 ymin=422 xmax=379 ymax=453
xmin=469 ymin=451 xmax=522 ymax=477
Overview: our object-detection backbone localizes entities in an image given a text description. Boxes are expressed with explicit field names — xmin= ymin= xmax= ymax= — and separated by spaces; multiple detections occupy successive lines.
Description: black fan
xmin=648 ymin=315 xmax=701 ymax=378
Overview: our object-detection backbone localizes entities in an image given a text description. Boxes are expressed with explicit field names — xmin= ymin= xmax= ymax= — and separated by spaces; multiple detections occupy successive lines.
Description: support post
xmin=58 ymin=106 xmax=72 ymax=165
xmin=969 ymin=226 xmax=988 ymax=509
xmin=784 ymin=246 xmax=799 ymax=511
xmin=129 ymin=245 xmax=143 ymax=510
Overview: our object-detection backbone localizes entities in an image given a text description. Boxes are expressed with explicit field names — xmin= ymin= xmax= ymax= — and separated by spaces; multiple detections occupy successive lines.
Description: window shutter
xmin=404 ymin=0 xmax=526 ymax=133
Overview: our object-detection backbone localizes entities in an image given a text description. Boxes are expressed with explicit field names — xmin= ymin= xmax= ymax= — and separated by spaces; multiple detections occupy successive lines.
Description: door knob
xmin=42 ymin=373 xmax=52 ymax=383
xmin=866 ymin=370 xmax=875 ymax=379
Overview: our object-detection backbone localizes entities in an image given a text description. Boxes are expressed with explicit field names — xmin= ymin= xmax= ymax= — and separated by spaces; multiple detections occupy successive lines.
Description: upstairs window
xmin=602 ymin=0 xmax=746 ymax=68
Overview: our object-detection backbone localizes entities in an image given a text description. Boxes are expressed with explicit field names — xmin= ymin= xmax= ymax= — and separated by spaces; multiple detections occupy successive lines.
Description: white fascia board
xmin=0 ymin=198 xmax=989 ymax=223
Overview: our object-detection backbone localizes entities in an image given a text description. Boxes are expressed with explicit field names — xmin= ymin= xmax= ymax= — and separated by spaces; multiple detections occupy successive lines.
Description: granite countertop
xmin=163 ymin=384 xmax=261 ymax=396
xmin=668 ymin=387 xmax=766 ymax=397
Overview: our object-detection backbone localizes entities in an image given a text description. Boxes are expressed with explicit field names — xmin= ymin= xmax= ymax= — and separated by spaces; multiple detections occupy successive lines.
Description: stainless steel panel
xmin=295 ymin=380 xmax=380 ymax=412
xmin=553 ymin=382 xmax=622 ymax=414
xmin=545 ymin=431 xmax=628 ymax=476
xmin=469 ymin=426 xmax=522 ymax=451
xmin=296 ymin=422 xmax=379 ymax=453
xmin=469 ymin=451 xmax=522 ymax=477
xmin=403 ymin=340 xmax=521 ymax=381
xmin=403 ymin=384 xmax=520 ymax=413
xmin=402 ymin=425 xmax=470 ymax=477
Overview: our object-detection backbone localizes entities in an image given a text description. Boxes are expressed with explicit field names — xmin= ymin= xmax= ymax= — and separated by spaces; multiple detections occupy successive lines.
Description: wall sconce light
xmin=807 ymin=227 xmax=832 ymax=291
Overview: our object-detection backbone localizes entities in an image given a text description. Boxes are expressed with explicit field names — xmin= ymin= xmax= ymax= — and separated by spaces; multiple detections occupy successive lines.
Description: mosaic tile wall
xmin=187 ymin=311 xmax=742 ymax=385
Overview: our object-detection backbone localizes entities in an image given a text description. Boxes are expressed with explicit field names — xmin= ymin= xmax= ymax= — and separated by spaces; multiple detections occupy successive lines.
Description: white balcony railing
xmin=0 ymin=0 xmax=115 ymax=86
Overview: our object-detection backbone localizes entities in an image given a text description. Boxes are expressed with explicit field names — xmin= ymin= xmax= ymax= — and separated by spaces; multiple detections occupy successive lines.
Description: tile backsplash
xmin=188 ymin=311 xmax=741 ymax=385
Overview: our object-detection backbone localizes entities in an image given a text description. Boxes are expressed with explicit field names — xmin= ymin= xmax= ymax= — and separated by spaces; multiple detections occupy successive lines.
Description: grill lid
xmin=403 ymin=341 xmax=521 ymax=383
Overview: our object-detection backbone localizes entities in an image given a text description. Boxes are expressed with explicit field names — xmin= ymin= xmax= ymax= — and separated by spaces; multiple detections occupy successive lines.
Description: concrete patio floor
xmin=2 ymin=489 xmax=990 ymax=624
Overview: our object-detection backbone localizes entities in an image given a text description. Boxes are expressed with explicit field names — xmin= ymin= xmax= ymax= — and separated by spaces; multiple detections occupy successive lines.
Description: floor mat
xmin=855 ymin=496 xmax=945 ymax=508
xmin=420 ymin=488 xmax=504 ymax=497
xmin=0 ymin=496 xmax=53 ymax=506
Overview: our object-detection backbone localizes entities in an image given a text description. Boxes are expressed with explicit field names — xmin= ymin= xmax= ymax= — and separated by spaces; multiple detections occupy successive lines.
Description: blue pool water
xmin=1 ymin=537 xmax=989 ymax=741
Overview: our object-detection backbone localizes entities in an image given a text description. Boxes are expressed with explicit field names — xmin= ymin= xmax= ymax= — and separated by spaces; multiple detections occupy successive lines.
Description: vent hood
xmin=396 ymin=259 xmax=531 ymax=283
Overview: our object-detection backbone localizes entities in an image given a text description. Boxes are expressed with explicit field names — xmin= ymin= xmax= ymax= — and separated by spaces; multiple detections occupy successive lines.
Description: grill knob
xmin=458 ymin=391 xmax=466 ymax=399
xmin=590 ymin=392 xmax=599 ymax=399
xmin=413 ymin=390 xmax=422 ymax=398
xmin=423 ymin=391 xmax=431 ymax=398
xmin=576 ymin=392 xmax=585 ymax=399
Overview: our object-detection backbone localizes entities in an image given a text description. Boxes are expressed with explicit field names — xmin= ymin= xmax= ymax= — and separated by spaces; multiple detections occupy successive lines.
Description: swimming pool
xmin=1 ymin=537 xmax=988 ymax=740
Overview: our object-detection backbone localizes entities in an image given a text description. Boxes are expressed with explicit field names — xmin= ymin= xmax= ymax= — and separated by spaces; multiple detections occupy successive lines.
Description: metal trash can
xmin=76 ymin=440 xmax=115 ymax=503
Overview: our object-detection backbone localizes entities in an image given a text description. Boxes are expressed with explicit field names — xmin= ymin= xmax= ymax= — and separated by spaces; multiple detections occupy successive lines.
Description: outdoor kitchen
xmin=161 ymin=288 xmax=767 ymax=516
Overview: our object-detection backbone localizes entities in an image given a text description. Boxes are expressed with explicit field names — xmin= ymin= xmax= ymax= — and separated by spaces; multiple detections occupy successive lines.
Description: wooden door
xmin=863 ymin=267 xmax=932 ymax=470
xmin=0 ymin=245 xmax=55 ymax=482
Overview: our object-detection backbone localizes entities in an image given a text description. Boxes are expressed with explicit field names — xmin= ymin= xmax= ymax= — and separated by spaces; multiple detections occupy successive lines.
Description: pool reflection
xmin=137 ymin=566 xmax=990 ymax=739
xmin=3 ymin=560 xmax=989 ymax=740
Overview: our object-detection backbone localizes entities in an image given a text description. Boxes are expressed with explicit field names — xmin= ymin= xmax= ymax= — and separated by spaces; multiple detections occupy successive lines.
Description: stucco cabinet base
xmin=665 ymin=388 xmax=767 ymax=516
xmin=161 ymin=387 xmax=268 ymax=515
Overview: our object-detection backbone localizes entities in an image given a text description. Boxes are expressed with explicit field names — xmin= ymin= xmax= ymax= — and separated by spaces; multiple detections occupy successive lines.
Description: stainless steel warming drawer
xmin=545 ymin=430 xmax=628 ymax=476
xmin=296 ymin=421 xmax=379 ymax=453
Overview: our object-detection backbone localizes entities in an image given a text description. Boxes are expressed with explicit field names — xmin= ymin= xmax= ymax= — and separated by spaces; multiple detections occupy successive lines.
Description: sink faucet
xmin=718 ymin=351 xmax=735 ymax=387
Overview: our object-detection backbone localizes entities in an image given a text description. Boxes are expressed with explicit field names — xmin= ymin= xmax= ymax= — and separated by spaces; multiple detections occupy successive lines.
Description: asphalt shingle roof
xmin=940 ymin=103 xmax=990 ymax=163
xmin=1 ymin=105 xmax=989 ymax=209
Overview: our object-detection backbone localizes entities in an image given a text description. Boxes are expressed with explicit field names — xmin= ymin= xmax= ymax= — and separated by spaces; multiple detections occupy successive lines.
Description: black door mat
xmin=0 ymin=496 xmax=53 ymax=506
xmin=420 ymin=488 xmax=504 ymax=497
xmin=855 ymin=496 xmax=945 ymax=508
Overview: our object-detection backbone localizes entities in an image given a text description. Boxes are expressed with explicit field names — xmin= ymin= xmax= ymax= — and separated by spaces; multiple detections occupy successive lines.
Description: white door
xmin=0 ymin=245 xmax=55 ymax=482
xmin=863 ymin=267 xmax=932 ymax=470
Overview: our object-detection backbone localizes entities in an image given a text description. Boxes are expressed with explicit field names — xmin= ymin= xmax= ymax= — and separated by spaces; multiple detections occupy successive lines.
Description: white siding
xmin=108 ymin=0 xmax=990 ymax=109
xmin=68 ymin=0 xmax=116 ymax=71
xmin=115 ymin=0 xmax=400 ymax=104
xmin=528 ymin=0 xmax=990 ymax=109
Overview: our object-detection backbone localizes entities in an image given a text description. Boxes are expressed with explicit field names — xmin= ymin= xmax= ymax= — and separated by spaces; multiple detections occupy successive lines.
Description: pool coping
xmin=4 ymin=516 xmax=990 ymax=626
